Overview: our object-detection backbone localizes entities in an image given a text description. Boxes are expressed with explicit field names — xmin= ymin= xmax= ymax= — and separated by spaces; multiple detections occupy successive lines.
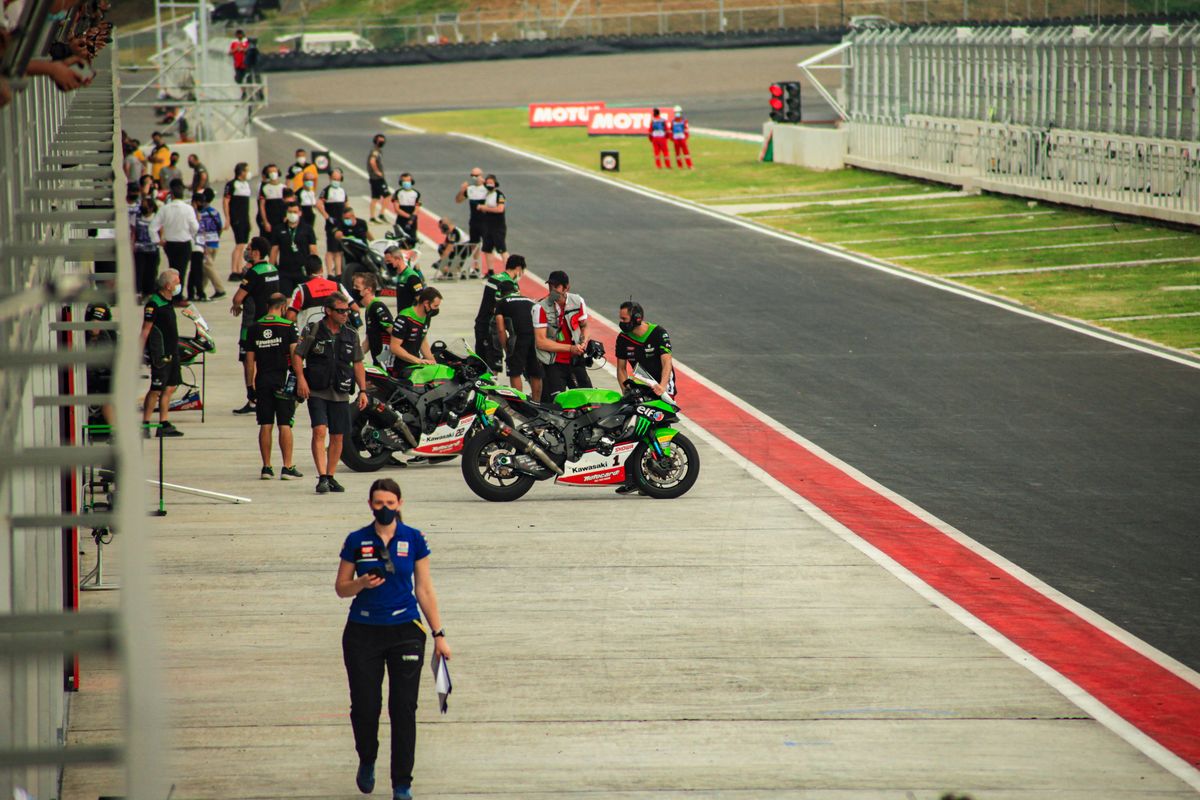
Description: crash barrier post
xmin=0 ymin=43 xmax=167 ymax=800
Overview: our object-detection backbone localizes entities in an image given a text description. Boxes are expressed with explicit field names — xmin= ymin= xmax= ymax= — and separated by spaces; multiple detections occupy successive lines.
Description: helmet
xmin=673 ymin=105 xmax=682 ymax=114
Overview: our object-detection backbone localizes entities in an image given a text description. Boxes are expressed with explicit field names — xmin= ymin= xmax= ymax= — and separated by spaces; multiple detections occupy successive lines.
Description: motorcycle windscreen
xmin=411 ymin=414 xmax=477 ymax=456
xmin=555 ymin=440 xmax=637 ymax=486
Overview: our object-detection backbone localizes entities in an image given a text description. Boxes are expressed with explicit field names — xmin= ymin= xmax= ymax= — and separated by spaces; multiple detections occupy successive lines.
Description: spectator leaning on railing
xmin=2 ymin=0 xmax=116 ymax=107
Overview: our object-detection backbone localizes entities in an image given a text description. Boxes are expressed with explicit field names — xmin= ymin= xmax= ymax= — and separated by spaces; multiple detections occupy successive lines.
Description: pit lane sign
xmin=528 ymin=102 xmax=606 ymax=128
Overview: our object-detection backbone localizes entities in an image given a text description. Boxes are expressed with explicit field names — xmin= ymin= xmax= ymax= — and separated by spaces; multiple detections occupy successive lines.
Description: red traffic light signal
xmin=769 ymin=84 xmax=784 ymax=97
xmin=768 ymin=80 xmax=802 ymax=123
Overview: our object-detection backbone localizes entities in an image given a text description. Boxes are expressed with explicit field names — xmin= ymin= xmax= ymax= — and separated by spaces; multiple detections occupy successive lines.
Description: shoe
xmin=327 ymin=475 xmax=345 ymax=493
xmin=615 ymin=484 xmax=641 ymax=495
xmin=315 ymin=476 xmax=331 ymax=494
xmin=355 ymin=760 xmax=375 ymax=794
xmin=407 ymin=456 xmax=428 ymax=465
xmin=211 ymin=290 xmax=227 ymax=300
xmin=459 ymin=272 xmax=467 ymax=280
xmin=232 ymin=402 xmax=256 ymax=415
xmin=142 ymin=425 xmax=152 ymax=439
xmin=392 ymin=788 xmax=411 ymax=800
xmin=261 ymin=466 xmax=274 ymax=480
xmin=157 ymin=426 xmax=184 ymax=438
xmin=468 ymin=269 xmax=479 ymax=278
xmin=280 ymin=465 xmax=303 ymax=480
xmin=227 ymin=272 xmax=242 ymax=282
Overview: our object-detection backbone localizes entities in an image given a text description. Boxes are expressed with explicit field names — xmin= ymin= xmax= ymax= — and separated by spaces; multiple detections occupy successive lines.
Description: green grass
xmin=390 ymin=108 xmax=1200 ymax=350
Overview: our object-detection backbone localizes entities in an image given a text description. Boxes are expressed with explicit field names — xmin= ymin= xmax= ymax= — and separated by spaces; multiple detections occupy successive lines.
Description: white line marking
xmin=895 ymin=235 xmax=1188 ymax=261
xmin=1161 ymin=285 xmax=1200 ymax=292
xmin=753 ymin=198 xmax=990 ymax=219
xmin=833 ymin=210 xmax=1058 ymax=229
xmin=713 ymin=191 xmax=967 ymax=214
xmin=283 ymin=120 xmax=1200 ymax=782
xmin=253 ymin=118 xmax=277 ymax=133
xmin=382 ymin=117 xmax=427 ymax=134
xmin=1099 ymin=311 xmax=1200 ymax=322
xmin=690 ymin=125 xmax=761 ymax=142
xmin=700 ymin=183 xmax=916 ymax=202
xmin=448 ymin=130 xmax=1200 ymax=371
xmin=833 ymin=222 xmax=1116 ymax=246
xmin=946 ymin=256 xmax=1200 ymax=278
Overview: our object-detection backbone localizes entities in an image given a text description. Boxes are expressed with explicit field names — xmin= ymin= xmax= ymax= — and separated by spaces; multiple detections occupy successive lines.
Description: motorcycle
xmin=461 ymin=365 xmax=700 ymax=501
xmin=339 ymin=232 xmax=420 ymax=297
xmin=340 ymin=341 xmax=495 ymax=472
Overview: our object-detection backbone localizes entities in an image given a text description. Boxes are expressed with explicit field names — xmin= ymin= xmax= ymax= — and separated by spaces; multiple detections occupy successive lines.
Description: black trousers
xmin=188 ymin=250 xmax=206 ymax=299
xmin=542 ymin=360 xmax=591 ymax=398
xmin=473 ymin=319 xmax=501 ymax=371
xmin=163 ymin=240 xmax=191 ymax=272
xmin=342 ymin=620 xmax=426 ymax=789
xmin=134 ymin=249 xmax=160 ymax=296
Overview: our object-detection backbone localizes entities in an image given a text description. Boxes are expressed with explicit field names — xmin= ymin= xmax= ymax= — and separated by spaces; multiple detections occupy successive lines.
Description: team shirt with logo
xmin=246 ymin=314 xmax=298 ymax=387
xmin=617 ymin=322 xmax=675 ymax=394
xmin=363 ymin=298 xmax=395 ymax=365
xmin=339 ymin=522 xmax=430 ymax=625
xmin=391 ymin=306 xmax=430 ymax=363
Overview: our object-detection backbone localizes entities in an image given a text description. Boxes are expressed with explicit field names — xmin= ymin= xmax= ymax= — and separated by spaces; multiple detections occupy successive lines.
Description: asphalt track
xmin=256 ymin=108 xmax=1200 ymax=674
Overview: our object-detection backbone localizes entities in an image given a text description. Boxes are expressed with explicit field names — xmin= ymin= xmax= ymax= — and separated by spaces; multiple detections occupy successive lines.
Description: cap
xmin=673 ymin=105 xmax=682 ymax=114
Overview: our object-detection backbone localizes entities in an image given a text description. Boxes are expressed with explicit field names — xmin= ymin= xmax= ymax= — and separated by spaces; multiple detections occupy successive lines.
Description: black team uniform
xmin=616 ymin=322 xmax=676 ymax=396
xmin=363 ymin=298 xmax=395 ymax=368
xmin=496 ymin=293 xmax=542 ymax=382
xmin=472 ymin=271 xmax=516 ymax=370
xmin=247 ymin=313 xmax=298 ymax=426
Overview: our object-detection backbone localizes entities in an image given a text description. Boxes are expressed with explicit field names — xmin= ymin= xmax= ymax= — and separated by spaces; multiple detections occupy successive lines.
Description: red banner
xmin=528 ymin=101 xmax=606 ymax=128
xmin=587 ymin=107 xmax=674 ymax=136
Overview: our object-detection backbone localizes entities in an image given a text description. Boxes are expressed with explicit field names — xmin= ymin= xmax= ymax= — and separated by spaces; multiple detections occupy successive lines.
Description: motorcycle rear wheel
xmin=460 ymin=429 xmax=536 ymax=502
xmin=340 ymin=407 xmax=397 ymax=472
xmin=628 ymin=433 xmax=700 ymax=499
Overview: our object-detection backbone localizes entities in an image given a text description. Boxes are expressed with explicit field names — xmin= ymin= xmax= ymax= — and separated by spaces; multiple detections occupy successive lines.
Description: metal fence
xmin=0 ymin=44 xmax=164 ymax=800
xmin=842 ymin=22 xmax=1200 ymax=225
xmin=211 ymin=0 xmax=1138 ymax=53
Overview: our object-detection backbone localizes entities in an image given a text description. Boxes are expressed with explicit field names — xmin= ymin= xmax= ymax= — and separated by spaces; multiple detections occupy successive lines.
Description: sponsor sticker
xmin=397 ymin=541 xmax=409 ymax=557
xmin=528 ymin=101 xmax=606 ymax=128
xmin=587 ymin=108 xmax=674 ymax=136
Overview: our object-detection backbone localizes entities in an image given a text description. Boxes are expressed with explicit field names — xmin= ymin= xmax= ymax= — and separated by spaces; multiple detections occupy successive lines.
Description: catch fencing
xmin=843 ymin=22 xmax=1200 ymax=225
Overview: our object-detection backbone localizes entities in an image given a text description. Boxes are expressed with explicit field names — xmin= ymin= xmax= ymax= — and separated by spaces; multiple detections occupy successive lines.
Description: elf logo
xmin=528 ymin=102 xmax=606 ymax=128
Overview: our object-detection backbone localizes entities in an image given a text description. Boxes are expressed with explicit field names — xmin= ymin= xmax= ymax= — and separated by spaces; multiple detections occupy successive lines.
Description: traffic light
xmin=768 ymin=81 xmax=802 ymax=123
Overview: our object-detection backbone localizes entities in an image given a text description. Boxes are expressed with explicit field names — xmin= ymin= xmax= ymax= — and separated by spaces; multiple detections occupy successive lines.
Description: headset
xmin=626 ymin=299 xmax=644 ymax=328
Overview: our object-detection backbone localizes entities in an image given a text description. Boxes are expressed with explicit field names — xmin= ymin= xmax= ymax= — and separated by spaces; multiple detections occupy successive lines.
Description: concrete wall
xmin=763 ymin=122 xmax=847 ymax=170
xmin=167 ymin=137 xmax=260 ymax=188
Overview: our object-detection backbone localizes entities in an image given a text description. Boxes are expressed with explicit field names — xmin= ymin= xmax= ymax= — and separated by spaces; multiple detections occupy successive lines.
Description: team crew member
xmin=366 ymin=134 xmax=388 ymax=224
xmin=355 ymin=272 xmax=394 ymax=370
xmin=648 ymin=107 xmax=671 ymax=169
xmin=271 ymin=204 xmax=319 ymax=296
xmin=615 ymin=301 xmax=676 ymax=396
xmin=454 ymin=167 xmax=487 ymax=276
xmin=288 ymin=148 xmax=318 ymax=192
xmin=388 ymin=246 xmax=424 ymax=314
xmin=230 ymin=237 xmax=280 ymax=415
xmin=334 ymin=206 xmax=371 ymax=246
xmin=288 ymin=255 xmax=350 ymax=328
xmin=139 ymin=269 xmax=185 ymax=437
xmin=435 ymin=218 xmax=468 ymax=280
xmin=335 ymin=477 xmax=450 ymax=800
xmin=472 ymin=256 xmax=518 ymax=371
xmin=150 ymin=179 xmax=198 ymax=274
xmin=294 ymin=296 xmax=370 ymax=494
xmin=477 ymin=174 xmax=506 ymax=276
xmin=317 ymin=168 xmax=349 ymax=276
xmin=389 ymin=172 xmax=420 ymax=247
xmin=390 ymin=287 xmax=442 ymax=373
xmin=493 ymin=259 xmax=542 ymax=399
xmin=246 ymin=293 xmax=303 ymax=480
xmin=670 ymin=105 xmax=692 ymax=169
xmin=297 ymin=175 xmax=318 ymax=228
xmin=533 ymin=270 xmax=590 ymax=398
xmin=187 ymin=154 xmax=209 ymax=197
xmin=258 ymin=164 xmax=286 ymax=235
xmin=223 ymin=162 xmax=253 ymax=280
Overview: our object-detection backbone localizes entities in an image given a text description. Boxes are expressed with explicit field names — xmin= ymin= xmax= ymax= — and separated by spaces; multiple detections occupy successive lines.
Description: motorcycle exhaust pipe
xmin=368 ymin=400 xmax=419 ymax=449
xmin=497 ymin=423 xmax=563 ymax=476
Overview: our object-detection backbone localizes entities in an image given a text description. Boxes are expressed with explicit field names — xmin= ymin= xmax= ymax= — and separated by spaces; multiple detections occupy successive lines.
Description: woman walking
xmin=223 ymin=162 xmax=253 ymax=280
xmin=335 ymin=478 xmax=451 ymax=800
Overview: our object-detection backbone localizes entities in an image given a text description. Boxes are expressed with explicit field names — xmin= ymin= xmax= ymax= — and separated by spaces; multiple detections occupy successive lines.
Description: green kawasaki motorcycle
xmin=461 ymin=364 xmax=700 ymax=501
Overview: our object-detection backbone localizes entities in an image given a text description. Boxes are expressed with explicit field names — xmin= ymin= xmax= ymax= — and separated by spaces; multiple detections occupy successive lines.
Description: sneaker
xmin=280 ymin=465 xmax=303 ymax=480
xmin=211 ymin=290 xmax=227 ymax=300
xmin=232 ymin=402 xmax=256 ymax=415
xmin=355 ymin=760 xmax=375 ymax=794
xmin=142 ymin=425 xmax=152 ymax=439
xmin=392 ymin=788 xmax=411 ymax=800
xmin=260 ymin=466 xmax=274 ymax=480
xmin=615 ymin=484 xmax=641 ymax=495
xmin=459 ymin=272 xmax=467 ymax=280
xmin=327 ymin=475 xmax=346 ymax=493
xmin=227 ymin=272 xmax=243 ymax=281
xmin=157 ymin=426 xmax=184 ymax=438
xmin=315 ymin=476 xmax=331 ymax=494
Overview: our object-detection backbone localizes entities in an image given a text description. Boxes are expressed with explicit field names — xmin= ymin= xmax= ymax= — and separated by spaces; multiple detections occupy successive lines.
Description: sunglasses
xmin=377 ymin=543 xmax=396 ymax=574
xmin=330 ymin=307 xmax=350 ymax=314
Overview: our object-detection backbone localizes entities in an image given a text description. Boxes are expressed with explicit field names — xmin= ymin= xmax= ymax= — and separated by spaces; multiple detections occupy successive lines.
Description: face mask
xmin=619 ymin=319 xmax=636 ymax=333
xmin=485 ymin=184 xmax=496 ymax=191
xmin=344 ymin=217 xmax=355 ymax=225
xmin=375 ymin=140 xmax=385 ymax=149
xmin=425 ymin=307 xmax=439 ymax=319
xmin=297 ymin=157 xmax=307 ymax=165
xmin=401 ymin=181 xmax=412 ymax=189
xmin=304 ymin=181 xmax=314 ymax=189
xmin=349 ymin=287 xmax=363 ymax=305
xmin=268 ymin=172 xmax=279 ymax=181
xmin=244 ymin=250 xmax=255 ymax=263
xmin=372 ymin=506 xmax=398 ymax=525
xmin=172 ymin=282 xmax=182 ymax=297
xmin=330 ymin=180 xmax=341 ymax=187
xmin=549 ymin=290 xmax=564 ymax=304
xmin=287 ymin=213 xmax=300 ymax=223
xmin=48 ymin=9 xmax=68 ymax=21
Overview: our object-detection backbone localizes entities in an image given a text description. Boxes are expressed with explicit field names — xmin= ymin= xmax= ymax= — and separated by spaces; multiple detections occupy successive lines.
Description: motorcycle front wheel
xmin=340 ymin=405 xmax=397 ymax=472
xmin=628 ymin=432 xmax=700 ymax=499
xmin=460 ymin=429 xmax=536 ymax=502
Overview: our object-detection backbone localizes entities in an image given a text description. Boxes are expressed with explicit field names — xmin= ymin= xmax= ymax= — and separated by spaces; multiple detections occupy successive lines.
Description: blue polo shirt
xmin=339 ymin=522 xmax=430 ymax=626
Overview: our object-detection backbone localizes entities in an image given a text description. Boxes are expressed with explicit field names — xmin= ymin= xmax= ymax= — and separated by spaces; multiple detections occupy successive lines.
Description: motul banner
xmin=528 ymin=101 xmax=606 ymax=128
xmin=587 ymin=107 xmax=673 ymax=136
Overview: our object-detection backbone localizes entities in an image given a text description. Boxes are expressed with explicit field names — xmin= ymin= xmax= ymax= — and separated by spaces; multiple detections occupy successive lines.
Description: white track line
xmin=1100 ymin=311 xmax=1200 ymax=322
xmin=753 ymin=198 xmax=992 ymax=219
xmin=713 ymin=190 xmax=967 ymax=214
xmin=947 ymin=256 xmax=1200 ymax=278
xmin=448 ymin=130 xmax=1200 ymax=371
xmin=896 ymin=235 xmax=1189 ymax=261
xmin=281 ymin=123 xmax=1200 ymax=788
xmin=700 ymin=183 xmax=916 ymax=203
xmin=834 ymin=210 xmax=1057 ymax=229
xmin=690 ymin=125 xmax=761 ymax=142
xmin=382 ymin=118 xmax=427 ymax=134
xmin=834 ymin=222 xmax=1115 ymax=246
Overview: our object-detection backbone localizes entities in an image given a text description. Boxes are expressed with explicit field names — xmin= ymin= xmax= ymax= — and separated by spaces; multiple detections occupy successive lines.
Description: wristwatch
xmin=432 ymin=628 xmax=445 ymax=638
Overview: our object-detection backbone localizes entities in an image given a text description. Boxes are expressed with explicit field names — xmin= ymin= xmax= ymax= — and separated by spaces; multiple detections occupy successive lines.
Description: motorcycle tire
xmin=628 ymin=432 xmax=700 ymax=499
xmin=460 ymin=428 xmax=536 ymax=502
xmin=340 ymin=406 xmax=397 ymax=472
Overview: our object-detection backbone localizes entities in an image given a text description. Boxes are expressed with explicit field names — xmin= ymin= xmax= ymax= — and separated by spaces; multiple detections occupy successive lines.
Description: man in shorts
xmin=493 ymin=259 xmax=542 ymax=400
xmin=139 ymin=269 xmax=185 ymax=437
xmin=366 ymin=134 xmax=388 ymax=224
xmin=294 ymin=295 xmax=370 ymax=494
xmin=245 ymin=293 xmax=303 ymax=480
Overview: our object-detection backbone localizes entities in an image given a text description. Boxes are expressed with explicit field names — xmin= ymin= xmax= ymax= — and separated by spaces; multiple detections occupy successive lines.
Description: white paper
xmin=431 ymin=653 xmax=452 ymax=714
